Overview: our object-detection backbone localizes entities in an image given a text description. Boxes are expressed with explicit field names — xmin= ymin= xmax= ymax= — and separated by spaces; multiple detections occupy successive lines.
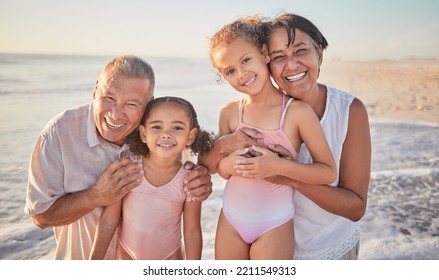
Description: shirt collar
xmin=86 ymin=102 xmax=100 ymax=148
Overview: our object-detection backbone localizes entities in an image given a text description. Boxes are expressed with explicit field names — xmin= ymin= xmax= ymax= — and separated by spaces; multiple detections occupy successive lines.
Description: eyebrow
xmin=218 ymin=51 xmax=252 ymax=72
xmin=148 ymin=120 xmax=187 ymax=126
xmin=269 ymin=41 xmax=307 ymax=56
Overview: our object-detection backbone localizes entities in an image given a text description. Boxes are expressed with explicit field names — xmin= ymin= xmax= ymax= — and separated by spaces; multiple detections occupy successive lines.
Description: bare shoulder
xmin=349 ymin=98 xmax=369 ymax=125
xmin=345 ymin=97 xmax=371 ymax=144
xmin=221 ymin=100 xmax=240 ymax=110
xmin=285 ymin=99 xmax=316 ymax=120
xmin=219 ymin=100 xmax=240 ymax=135
xmin=219 ymin=100 xmax=240 ymax=121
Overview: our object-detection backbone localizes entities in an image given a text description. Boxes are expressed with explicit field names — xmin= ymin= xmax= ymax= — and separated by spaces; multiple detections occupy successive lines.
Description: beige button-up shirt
xmin=25 ymin=102 xmax=129 ymax=259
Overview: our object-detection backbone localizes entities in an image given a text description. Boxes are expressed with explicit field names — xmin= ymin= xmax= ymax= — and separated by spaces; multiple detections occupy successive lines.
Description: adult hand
xmin=263 ymin=144 xmax=299 ymax=184
xmin=183 ymin=162 xmax=213 ymax=202
xmin=267 ymin=144 xmax=295 ymax=161
xmin=219 ymin=127 xmax=262 ymax=155
xmin=90 ymin=156 xmax=143 ymax=207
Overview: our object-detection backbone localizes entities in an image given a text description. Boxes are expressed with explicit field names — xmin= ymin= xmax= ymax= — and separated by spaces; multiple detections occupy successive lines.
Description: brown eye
xmin=271 ymin=55 xmax=286 ymax=62
xmin=295 ymin=49 xmax=307 ymax=56
xmin=225 ymin=69 xmax=235 ymax=76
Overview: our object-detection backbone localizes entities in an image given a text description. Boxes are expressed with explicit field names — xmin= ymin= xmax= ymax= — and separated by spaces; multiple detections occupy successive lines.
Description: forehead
xmin=149 ymin=102 xmax=190 ymax=120
xmin=98 ymin=71 xmax=151 ymax=100
xmin=268 ymin=28 xmax=313 ymax=50
xmin=213 ymin=37 xmax=258 ymax=68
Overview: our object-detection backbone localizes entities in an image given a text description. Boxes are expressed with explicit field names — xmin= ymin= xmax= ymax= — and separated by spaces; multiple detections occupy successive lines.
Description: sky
xmin=1 ymin=0 xmax=438 ymax=61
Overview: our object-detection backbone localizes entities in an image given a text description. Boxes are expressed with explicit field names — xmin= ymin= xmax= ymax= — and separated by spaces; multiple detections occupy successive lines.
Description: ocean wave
xmin=371 ymin=168 xmax=439 ymax=177
xmin=370 ymin=118 xmax=439 ymax=127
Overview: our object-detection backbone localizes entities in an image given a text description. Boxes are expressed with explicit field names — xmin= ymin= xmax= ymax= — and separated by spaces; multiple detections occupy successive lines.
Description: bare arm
xmin=90 ymin=200 xmax=122 ymax=259
xmin=31 ymin=157 xmax=143 ymax=228
xmin=183 ymin=201 xmax=203 ymax=260
xmin=267 ymin=99 xmax=371 ymax=221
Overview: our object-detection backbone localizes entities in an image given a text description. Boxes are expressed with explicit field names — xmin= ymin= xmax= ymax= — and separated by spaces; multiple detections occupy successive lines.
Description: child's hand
xmin=218 ymin=148 xmax=250 ymax=178
xmin=234 ymin=145 xmax=280 ymax=179
xmin=242 ymin=146 xmax=263 ymax=158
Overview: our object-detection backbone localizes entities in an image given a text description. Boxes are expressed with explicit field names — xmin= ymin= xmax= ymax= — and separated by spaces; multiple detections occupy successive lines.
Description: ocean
xmin=0 ymin=53 xmax=438 ymax=260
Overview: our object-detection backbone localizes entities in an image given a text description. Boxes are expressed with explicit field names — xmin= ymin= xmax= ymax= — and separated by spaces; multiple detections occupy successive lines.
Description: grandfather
xmin=25 ymin=55 xmax=212 ymax=259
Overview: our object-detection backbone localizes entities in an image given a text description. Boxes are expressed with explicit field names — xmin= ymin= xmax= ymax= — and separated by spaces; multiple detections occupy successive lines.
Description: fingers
xmin=183 ymin=165 xmax=213 ymax=201
xmin=235 ymin=155 xmax=255 ymax=165
xmin=240 ymin=127 xmax=263 ymax=140
xmin=106 ymin=156 xmax=133 ymax=174
xmin=234 ymin=156 xmax=260 ymax=178
xmin=116 ymin=167 xmax=143 ymax=192
xmin=120 ymin=176 xmax=142 ymax=195
xmin=234 ymin=147 xmax=250 ymax=156
xmin=183 ymin=160 xmax=196 ymax=170
xmin=248 ymin=145 xmax=267 ymax=157
xmin=184 ymin=170 xmax=211 ymax=192
xmin=94 ymin=157 xmax=143 ymax=206
xmin=112 ymin=158 xmax=143 ymax=185
xmin=235 ymin=168 xmax=259 ymax=179
xmin=186 ymin=182 xmax=213 ymax=202
xmin=234 ymin=162 xmax=256 ymax=177
xmin=267 ymin=144 xmax=293 ymax=159
xmin=183 ymin=165 xmax=209 ymax=185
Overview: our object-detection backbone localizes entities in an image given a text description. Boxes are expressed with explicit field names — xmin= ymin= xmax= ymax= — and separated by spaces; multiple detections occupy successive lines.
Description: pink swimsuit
xmin=222 ymin=95 xmax=298 ymax=244
xmin=119 ymin=165 xmax=189 ymax=259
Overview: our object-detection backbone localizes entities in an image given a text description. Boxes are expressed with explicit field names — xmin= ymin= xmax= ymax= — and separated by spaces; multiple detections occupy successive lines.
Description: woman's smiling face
xmin=267 ymin=28 xmax=322 ymax=100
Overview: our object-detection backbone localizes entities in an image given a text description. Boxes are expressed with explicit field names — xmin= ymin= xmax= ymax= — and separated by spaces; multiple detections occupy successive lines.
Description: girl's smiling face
xmin=212 ymin=36 xmax=271 ymax=97
xmin=139 ymin=102 xmax=197 ymax=159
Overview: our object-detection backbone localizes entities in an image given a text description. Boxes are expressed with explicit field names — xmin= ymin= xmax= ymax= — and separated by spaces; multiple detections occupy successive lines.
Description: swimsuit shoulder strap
xmin=280 ymin=95 xmax=293 ymax=130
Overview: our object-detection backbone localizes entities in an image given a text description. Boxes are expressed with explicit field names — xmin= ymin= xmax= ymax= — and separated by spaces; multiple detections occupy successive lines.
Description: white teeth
xmin=243 ymin=76 xmax=256 ymax=86
xmin=158 ymin=143 xmax=175 ymax=148
xmin=286 ymin=72 xmax=305 ymax=82
xmin=105 ymin=118 xmax=125 ymax=129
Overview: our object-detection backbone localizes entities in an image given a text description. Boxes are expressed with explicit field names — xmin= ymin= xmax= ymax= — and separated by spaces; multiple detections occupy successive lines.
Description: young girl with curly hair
xmin=90 ymin=96 xmax=214 ymax=260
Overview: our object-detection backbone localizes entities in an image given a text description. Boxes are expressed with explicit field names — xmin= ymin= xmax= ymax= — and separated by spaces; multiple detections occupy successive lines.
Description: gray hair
xmin=100 ymin=54 xmax=155 ymax=96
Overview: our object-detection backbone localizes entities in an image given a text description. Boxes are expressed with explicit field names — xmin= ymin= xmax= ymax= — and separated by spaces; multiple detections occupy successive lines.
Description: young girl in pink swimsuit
xmin=90 ymin=96 xmax=214 ymax=260
xmin=206 ymin=16 xmax=337 ymax=259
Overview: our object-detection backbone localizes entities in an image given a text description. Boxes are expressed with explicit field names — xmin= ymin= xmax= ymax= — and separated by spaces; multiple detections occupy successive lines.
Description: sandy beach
xmin=320 ymin=59 xmax=439 ymax=123
xmin=0 ymin=55 xmax=438 ymax=260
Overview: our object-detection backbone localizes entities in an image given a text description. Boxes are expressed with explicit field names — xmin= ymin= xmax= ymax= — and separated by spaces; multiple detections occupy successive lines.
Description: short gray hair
xmin=100 ymin=54 xmax=155 ymax=96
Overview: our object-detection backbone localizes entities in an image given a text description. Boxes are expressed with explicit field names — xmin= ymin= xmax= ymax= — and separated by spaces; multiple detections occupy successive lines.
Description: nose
xmin=109 ymin=103 xmax=125 ymax=119
xmin=239 ymin=68 xmax=249 ymax=79
xmin=285 ymin=55 xmax=299 ymax=70
xmin=160 ymin=131 xmax=171 ymax=139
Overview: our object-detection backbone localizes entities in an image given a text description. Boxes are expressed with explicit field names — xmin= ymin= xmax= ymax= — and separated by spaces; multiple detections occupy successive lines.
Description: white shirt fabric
xmin=294 ymin=86 xmax=360 ymax=259
xmin=24 ymin=102 xmax=129 ymax=259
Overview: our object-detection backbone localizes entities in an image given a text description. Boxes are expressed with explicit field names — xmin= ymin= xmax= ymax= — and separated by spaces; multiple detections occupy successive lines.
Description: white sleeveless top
xmin=294 ymin=86 xmax=360 ymax=259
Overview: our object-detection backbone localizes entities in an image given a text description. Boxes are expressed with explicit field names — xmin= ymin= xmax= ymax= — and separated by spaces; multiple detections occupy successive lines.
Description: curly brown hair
xmin=208 ymin=15 xmax=267 ymax=83
xmin=126 ymin=96 xmax=215 ymax=157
